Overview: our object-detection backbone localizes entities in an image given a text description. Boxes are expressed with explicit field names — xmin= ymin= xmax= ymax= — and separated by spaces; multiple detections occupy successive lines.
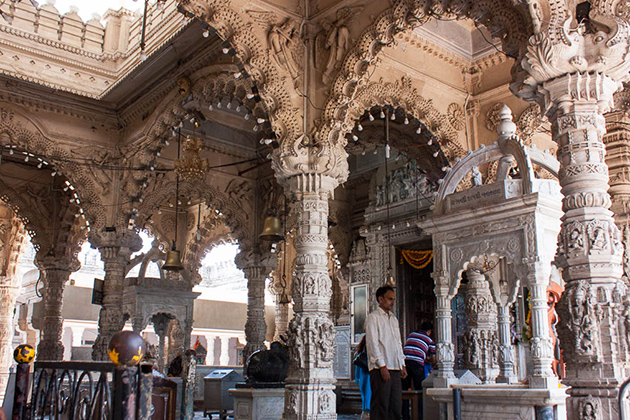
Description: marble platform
xmin=427 ymin=385 xmax=567 ymax=420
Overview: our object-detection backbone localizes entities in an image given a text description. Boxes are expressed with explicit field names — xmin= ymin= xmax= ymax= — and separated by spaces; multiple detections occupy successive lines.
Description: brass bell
xmin=385 ymin=266 xmax=396 ymax=287
xmin=279 ymin=292 xmax=291 ymax=305
xmin=163 ymin=249 xmax=184 ymax=271
xmin=259 ymin=216 xmax=284 ymax=242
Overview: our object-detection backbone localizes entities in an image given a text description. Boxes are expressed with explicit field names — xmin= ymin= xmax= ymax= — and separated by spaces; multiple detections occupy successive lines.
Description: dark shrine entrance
xmin=397 ymin=246 xmax=436 ymax=337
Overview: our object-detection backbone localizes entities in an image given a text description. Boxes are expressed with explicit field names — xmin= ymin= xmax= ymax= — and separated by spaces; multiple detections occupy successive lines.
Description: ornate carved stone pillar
xmin=274 ymin=296 xmax=290 ymax=342
xmin=283 ymin=173 xmax=337 ymax=420
xmin=35 ymin=253 xmax=79 ymax=360
xmin=513 ymin=9 xmax=630 ymax=415
xmin=604 ymin=104 xmax=630 ymax=277
xmin=495 ymin=305 xmax=517 ymax=384
xmin=0 ymin=284 xmax=19 ymax=400
xmin=463 ymin=268 xmax=498 ymax=384
xmin=241 ymin=253 xmax=274 ymax=361
xmin=433 ymin=271 xmax=456 ymax=388
xmin=152 ymin=313 xmax=171 ymax=373
xmin=90 ymin=229 xmax=142 ymax=360
xmin=168 ymin=320 xmax=184 ymax=362
xmin=537 ymin=73 xmax=627 ymax=416
xmin=526 ymin=262 xmax=556 ymax=389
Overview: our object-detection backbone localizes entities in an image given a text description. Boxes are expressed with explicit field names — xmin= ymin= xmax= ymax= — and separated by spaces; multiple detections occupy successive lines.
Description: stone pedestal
xmin=231 ymin=387 xmax=285 ymax=420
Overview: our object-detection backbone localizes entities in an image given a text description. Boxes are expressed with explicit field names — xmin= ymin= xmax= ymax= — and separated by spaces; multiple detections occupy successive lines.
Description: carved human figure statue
xmin=269 ymin=19 xmax=300 ymax=80
xmin=472 ymin=166 xmax=483 ymax=186
xmin=321 ymin=7 xmax=355 ymax=84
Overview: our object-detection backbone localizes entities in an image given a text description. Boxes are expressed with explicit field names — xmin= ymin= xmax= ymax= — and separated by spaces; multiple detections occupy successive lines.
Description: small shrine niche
xmin=419 ymin=106 xmax=567 ymax=418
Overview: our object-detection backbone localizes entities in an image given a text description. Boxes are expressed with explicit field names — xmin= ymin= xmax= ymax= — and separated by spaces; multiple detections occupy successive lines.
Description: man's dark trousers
xmin=369 ymin=369 xmax=402 ymax=420
xmin=402 ymin=360 xmax=425 ymax=420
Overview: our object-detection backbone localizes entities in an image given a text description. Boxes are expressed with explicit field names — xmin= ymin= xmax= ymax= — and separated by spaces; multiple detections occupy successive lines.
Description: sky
xmin=47 ymin=0 xmax=143 ymax=22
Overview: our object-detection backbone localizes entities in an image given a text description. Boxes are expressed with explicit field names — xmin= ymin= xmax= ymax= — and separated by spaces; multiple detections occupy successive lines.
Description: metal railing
xmin=13 ymin=360 xmax=153 ymax=420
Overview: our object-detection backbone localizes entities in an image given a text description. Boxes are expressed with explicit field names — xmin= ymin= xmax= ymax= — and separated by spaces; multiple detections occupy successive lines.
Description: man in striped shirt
xmin=402 ymin=322 xmax=435 ymax=420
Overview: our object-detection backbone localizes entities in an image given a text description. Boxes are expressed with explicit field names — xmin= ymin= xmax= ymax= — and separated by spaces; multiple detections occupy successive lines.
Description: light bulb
xmin=404 ymin=116 xmax=409 ymax=125
xmin=428 ymin=139 xmax=433 ymax=145
xmin=369 ymin=113 xmax=375 ymax=121
xmin=357 ymin=123 xmax=363 ymax=131
xmin=203 ymin=30 xmax=210 ymax=38
xmin=222 ymin=47 xmax=230 ymax=54
xmin=385 ymin=144 xmax=391 ymax=158
xmin=391 ymin=111 xmax=396 ymax=120
xmin=257 ymin=118 xmax=266 ymax=124
xmin=380 ymin=109 xmax=385 ymax=119
xmin=352 ymin=135 xmax=358 ymax=141
xmin=416 ymin=126 xmax=422 ymax=134
xmin=208 ymin=104 xmax=214 ymax=111
xmin=433 ymin=151 xmax=439 ymax=157
xmin=246 ymin=93 xmax=255 ymax=99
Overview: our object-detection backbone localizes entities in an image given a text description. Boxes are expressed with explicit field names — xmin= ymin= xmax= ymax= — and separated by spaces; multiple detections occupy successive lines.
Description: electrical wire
xmin=0 ymin=148 xmax=262 ymax=172
xmin=473 ymin=21 xmax=518 ymax=60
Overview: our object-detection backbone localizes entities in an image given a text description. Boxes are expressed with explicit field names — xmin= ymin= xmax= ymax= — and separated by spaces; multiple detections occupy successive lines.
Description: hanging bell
xmin=259 ymin=216 xmax=284 ymax=242
xmin=163 ymin=249 xmax=184 ymax=271
xmin=385 ymin=266 xmax=396 ymax=287
xmin=279 ymin=292 xmax=291 ymax=305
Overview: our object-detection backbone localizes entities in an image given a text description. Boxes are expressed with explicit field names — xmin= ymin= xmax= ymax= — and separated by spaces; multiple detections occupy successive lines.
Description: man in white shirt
xmin=365 ymin=285 xmax=407 ymax=420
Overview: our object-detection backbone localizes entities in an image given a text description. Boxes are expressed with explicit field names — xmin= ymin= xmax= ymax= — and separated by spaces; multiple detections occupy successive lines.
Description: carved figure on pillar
xmin=90 ymin=229 xmax=142 ymax=361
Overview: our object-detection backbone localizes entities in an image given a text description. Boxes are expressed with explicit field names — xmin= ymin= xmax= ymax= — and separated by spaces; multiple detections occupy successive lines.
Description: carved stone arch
xmin=138 ymin=69 xmax=273 ymax=155
xmin=0 ymin=104 xmax=106 ymax=231
xmin=333 ymin=76 xmax=466 ymax=162
xmin=434 ymin=137 xmax=559 ymax=214
xmin=177 ymin=0 xmax=300 ymax=146
xmin=186 ymin=231 xmax=235 ymax=285
xmin=0 ymin=183 xmax=45 ymax=250
xmin=0 ymin=180 xmax=85 ymax=262
xmin=135 ymin=179 xmax=252 ymax=264
xmin=319 ymin=0 xmax=531 ymax=151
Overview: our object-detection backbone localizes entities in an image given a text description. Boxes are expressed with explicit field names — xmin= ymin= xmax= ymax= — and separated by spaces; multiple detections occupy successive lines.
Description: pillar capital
xmin=512 ymin=10 xmax=630 ymax=109
xmin=34 ymin=251 xmax=80 ymax=273
xmin=88 ymin=228 xmax=142 ymax=261
xmin=272 ymin=145 xmax=348 ymax=190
